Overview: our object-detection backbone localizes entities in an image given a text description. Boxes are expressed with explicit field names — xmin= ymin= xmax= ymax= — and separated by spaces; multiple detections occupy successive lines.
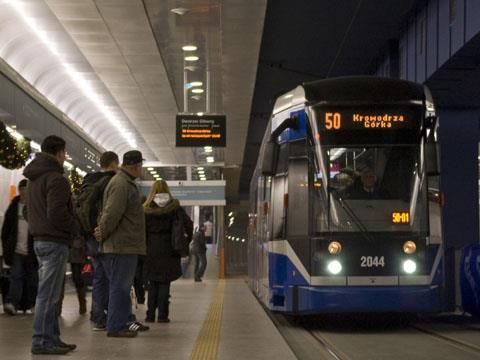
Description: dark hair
xmin=41 ymin=135 xmax=66 ymax=156
xmin=100 ymin=151 xmax=119 ymax=169
xmin=18 ymin=179 xmax=28 ymax=189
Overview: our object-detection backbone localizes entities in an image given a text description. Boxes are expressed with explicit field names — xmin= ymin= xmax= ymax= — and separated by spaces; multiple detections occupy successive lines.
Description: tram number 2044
xmin=360 ymin=256 xmax=385 ymax=268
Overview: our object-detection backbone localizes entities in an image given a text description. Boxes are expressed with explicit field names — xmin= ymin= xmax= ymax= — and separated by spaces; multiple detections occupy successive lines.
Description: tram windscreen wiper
xmin=329 ymin=188 xmax=373 ymax=241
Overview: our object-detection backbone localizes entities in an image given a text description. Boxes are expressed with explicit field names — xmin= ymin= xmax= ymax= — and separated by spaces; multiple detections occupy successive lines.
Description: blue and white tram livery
xmin=248 ymin=76 xmax=444 ymax=314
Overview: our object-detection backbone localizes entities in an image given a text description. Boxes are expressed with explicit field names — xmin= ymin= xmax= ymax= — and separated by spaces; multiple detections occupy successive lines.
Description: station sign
xmin=139 ymin=180 xmax=226 ymax=206
xmin=176 ymin=114 xmax=226 ymax=147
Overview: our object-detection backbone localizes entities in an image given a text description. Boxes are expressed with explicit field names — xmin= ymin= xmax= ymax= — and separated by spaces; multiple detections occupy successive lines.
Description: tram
xmin=248 ymin=76 xmax=444 ymax=314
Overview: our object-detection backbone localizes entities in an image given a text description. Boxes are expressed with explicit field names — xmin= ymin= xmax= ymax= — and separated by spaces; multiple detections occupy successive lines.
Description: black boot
xmin=77 ymin=286 xmax=87 ymax=315
xmin=158 ymin=299 xmax=170 ymax=322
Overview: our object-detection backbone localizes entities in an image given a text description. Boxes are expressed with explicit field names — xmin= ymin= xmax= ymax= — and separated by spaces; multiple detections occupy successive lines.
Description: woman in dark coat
xmin=143 ymin=180 xmax=193 ymax=323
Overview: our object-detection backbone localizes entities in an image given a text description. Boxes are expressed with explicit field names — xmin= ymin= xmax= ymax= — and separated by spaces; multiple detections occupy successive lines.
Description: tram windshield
xmin=311 ymin=145 xmax=428 ymax=233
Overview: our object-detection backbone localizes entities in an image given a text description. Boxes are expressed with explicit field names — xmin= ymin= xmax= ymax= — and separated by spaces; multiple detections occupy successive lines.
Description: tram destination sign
xmin=316 ymin=107 xmax=421 ymax=131
xmin=176 ymin=114 xmax=226 ymax=147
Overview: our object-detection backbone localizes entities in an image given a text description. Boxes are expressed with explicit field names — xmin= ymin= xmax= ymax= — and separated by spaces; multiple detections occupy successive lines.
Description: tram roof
xmin=273 ymin=76 xmax=426 ymax=115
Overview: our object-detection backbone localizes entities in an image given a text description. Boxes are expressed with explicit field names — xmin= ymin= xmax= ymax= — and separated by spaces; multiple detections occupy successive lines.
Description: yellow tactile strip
xmin=190 ymin=280 xmax=226 ymax=360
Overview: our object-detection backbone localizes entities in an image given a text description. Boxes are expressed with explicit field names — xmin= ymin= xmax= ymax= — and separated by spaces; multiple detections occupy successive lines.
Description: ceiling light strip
xmin=5 ymin=0 xmax=137 ymax=149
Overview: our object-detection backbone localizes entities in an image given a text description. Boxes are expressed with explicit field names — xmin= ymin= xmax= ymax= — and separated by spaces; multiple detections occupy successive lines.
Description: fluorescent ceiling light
xmin=191 ymin=88 xmax=204 ymax=94
xmin=206 ymin=156 xmax=214 ymax=163
xmin=6 ymin=126 xmax=23 ymax=140
xmin=197 ymin=167 xmax=204 ymax=171
xmin=171 ymin=8 xmax=189 ymax=16
xmin=185 ymin=56 xmax=199 ymax=62
xmin=190 ymin=81 xmax=203 ymax=87
xmin=5 ymin=1 xmax=137 ymax=149
xmin=204 ymin=146 xmax=213 ymax=153
xmin=31 ymin=141 xmax=41 ymax=151
xmin=197 ymin=112 xmax=204 ymax=116
xmin=64 ymin=161 xmax=74 ymax=171
xmin=198 ymin=170 xmax=205 ymax=175
xmin=147 ymin=167 xmax=154 ymax=171
xmin=150 ymin=171 xmax=157 ymax=175
xmin=182 ymin=45 xmax=197 ymax=51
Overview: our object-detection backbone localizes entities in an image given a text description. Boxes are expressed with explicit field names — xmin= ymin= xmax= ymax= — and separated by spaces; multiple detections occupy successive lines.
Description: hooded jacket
xmin=23 ymin=152 xmax=77 ymax=245
xmin=144 ymin=205 xmax=193 ymax=282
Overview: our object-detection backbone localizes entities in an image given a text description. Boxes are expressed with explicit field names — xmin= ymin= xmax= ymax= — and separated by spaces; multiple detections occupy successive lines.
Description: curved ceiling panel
xmin=0 ymin=0 xmax=155 ymax=159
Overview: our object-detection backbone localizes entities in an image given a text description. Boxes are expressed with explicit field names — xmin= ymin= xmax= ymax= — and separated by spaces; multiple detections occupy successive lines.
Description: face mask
xmin=153 ymin=193 xmax=170 ymax=207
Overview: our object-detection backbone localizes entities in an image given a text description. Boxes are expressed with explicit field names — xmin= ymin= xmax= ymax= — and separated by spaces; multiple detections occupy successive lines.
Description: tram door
xmin=255 ymin=176 xmax=272 ymax=302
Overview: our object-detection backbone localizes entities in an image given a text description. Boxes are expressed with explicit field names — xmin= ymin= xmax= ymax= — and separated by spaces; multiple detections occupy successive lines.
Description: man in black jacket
xmin=191 ymin=224 xmax=207 ymax=282
xmin=24 ymin=135 xmax=78 ymax=355
xmin=1 ymin=179 xmax=38 ymax=315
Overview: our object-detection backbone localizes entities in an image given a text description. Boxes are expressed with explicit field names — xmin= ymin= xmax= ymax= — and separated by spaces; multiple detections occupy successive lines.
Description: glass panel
xmin=311 ymin=145 xmax=428 ymax=233
xmin=287 ymin=158 xmax=309 ymax=236
xmin=272 ymin=176 xmax=286 ymax=239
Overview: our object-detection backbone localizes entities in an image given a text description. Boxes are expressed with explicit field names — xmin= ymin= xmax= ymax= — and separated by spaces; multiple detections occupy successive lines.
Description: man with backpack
xmin=75 ymin=151 xmax=119 ymax=330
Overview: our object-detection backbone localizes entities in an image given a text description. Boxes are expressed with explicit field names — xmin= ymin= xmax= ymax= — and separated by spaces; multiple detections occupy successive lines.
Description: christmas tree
xmin=0 ymin=121 xmax=31 ymax=170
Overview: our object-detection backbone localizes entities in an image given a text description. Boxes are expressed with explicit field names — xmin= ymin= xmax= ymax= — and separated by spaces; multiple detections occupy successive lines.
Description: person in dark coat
xmin=24 ymin=135 xmax=78 ymax=355
xmin=191 ymin=224 xmax=207 ymax=282
xmin=1 ymin=179 xmax=38 ymax=314
xmin=143 ymin=180 xmax=193 ymax=323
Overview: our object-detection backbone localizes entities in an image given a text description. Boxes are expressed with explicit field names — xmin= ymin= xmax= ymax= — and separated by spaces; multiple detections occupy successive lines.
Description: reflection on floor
xmin=0 ymin=279 xmax=295 ymax=360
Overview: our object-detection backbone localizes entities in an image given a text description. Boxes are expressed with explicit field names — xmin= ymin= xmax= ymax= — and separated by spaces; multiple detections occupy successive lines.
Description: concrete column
xmin=439 ymin=109 xmax=480 ymax=249
xmin=438 ymin=108 xmax=480 ymax=310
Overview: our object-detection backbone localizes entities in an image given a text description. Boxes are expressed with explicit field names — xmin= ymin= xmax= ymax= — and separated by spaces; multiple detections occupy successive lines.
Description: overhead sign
xmin=176 ymin=114 xmax=226 ymax=147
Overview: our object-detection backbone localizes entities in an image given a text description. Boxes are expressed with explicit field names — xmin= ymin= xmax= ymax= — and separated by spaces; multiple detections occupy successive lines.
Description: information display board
xmin=176 ymin=114 xmax=226 ymax=147
xmin=317 ymin=107 xmax=420 ymax=131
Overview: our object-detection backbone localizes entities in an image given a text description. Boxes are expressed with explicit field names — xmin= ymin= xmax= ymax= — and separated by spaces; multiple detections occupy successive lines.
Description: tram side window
xmin=287 ymin=158 xmax=309 ymax=236
xmin=276 ymin=143 xmax=288 ymax=174
xmin=272 ymin=143 xmax=289 ymax=239
xmin=309 ymin=151 xmax=328 ymax=234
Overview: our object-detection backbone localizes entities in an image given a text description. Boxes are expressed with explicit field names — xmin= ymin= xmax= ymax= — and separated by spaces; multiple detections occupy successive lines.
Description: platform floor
xmin=0 ymin=279 xmax=295 ymax=360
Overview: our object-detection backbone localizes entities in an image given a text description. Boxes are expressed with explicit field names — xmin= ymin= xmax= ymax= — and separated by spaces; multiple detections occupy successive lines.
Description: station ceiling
xmin=0 ymin=0 xmax=266 ymax=189
xmin=239 ymin=0 xmax=421 ymax=195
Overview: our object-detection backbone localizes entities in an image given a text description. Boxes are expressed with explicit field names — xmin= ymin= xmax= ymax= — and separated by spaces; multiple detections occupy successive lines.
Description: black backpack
xmin=171 ymin=210 xmax=192 ymax=257
xmin=75 ymin=175 xmax=112 ymax=235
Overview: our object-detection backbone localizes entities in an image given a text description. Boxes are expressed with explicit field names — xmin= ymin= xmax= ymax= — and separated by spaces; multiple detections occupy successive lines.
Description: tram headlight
xmin=328 ymin=241 xmax=342 ymax=255
xmin=403 ymin=241 xmax=416 ymax=254
xmin=403 ymin=259 xmax=417 ymax=274
xmin=327 ymin=260 xmax=342 ymax=275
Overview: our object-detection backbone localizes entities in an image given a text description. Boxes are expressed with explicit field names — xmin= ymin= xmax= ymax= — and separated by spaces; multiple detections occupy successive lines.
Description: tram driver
xmin=348 ymin=167 xmax=383 ymax=199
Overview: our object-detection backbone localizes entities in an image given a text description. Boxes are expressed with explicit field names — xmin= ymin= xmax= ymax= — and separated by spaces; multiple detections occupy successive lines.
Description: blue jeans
xmin=32 ymin=241 xmax=68 ymax=349
xmin=6 ymin=253 xmax=38 ymax=310
xmin=102 ymin=254 xmax=137 ymax=333
xmin=91 ymin=255 xmax=109 ymax=325
xmin=193 ymin=252 xmax=207 ymax=279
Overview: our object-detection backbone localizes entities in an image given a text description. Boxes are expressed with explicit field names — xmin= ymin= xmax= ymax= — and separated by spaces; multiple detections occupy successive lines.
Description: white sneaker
xmin=3 ymin=303 xmax=17 ymax=315
xmin=25 ymin=308 xmax=35 ymax=315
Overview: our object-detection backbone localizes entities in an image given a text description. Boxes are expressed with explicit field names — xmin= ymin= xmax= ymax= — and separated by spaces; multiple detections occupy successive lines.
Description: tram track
xmin=305 ymin=328 xmax=352 ymax=360
xmin=269 ymin=312 xmax=480 ymax=360
xmin=409 ymin=324 xmax=480 ymax=356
